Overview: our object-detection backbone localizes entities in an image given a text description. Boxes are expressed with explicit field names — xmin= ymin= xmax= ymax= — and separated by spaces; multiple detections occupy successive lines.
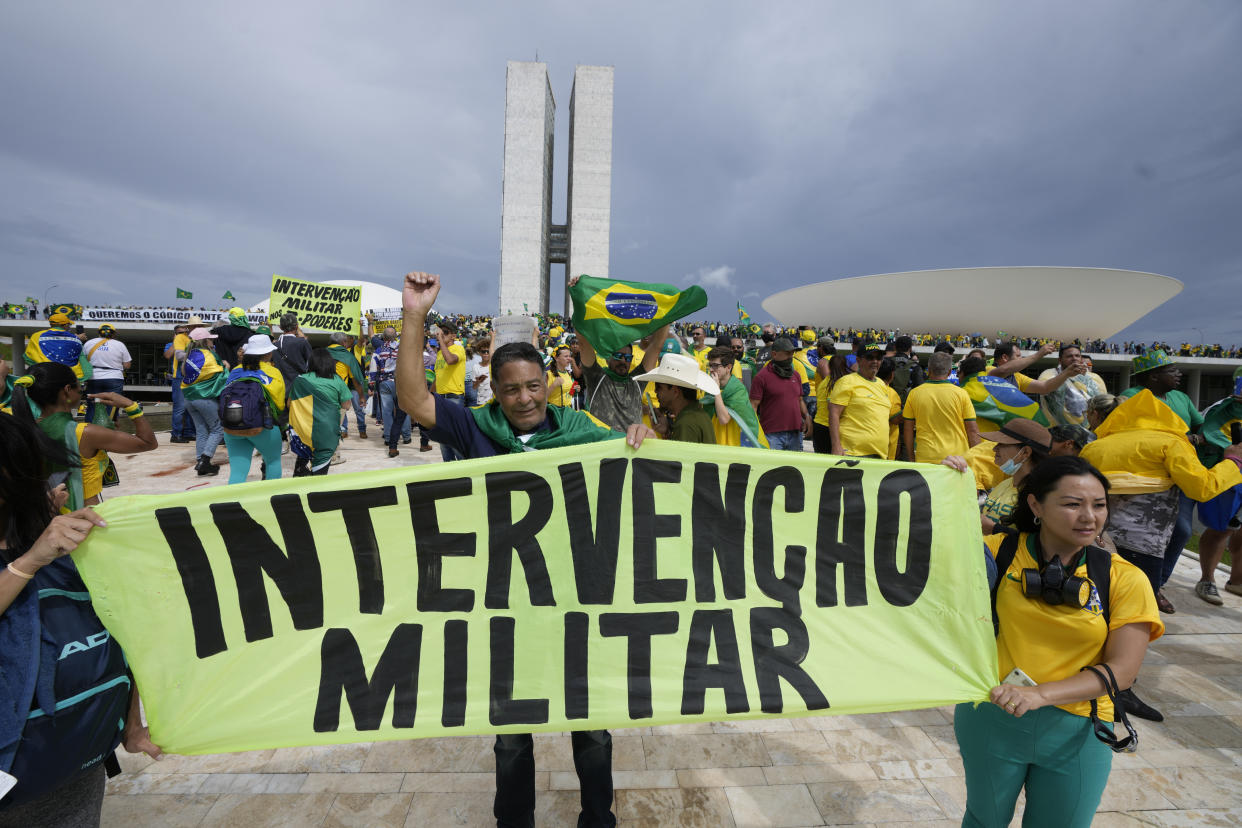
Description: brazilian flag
xmin=26 ymin=328 xmax=92 ymax=381
xmin=222 ymin=290 xmax=236 ymax=300
xmin=737 ymin=301 xmax=750 ymax=323
xmin=568 ymin=275 xmax=708 ymax=356
xmin=962 ymin=373 xmax=1049 ymax=431
xmin=176 ymin=287 xmax=193 ymax=299
xmin=288 ymin=375 xmax=350 ymax=465
xmin=51 ymin=303 xmax=83 ymax=320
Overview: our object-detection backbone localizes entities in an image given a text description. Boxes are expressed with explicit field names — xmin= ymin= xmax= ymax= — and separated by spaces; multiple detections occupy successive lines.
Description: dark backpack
xmin=990 ymin=532 xmax=1111 ymax=636
xmin=1 ymin=560 xmax=131 ymax=806
xmin=219 ymin=376 xmax=273 ymax=436
xmin=891 ymin=354 xmax=922 ymax=401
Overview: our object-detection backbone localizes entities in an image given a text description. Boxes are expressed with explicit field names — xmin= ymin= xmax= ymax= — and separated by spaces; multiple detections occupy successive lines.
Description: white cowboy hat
xmin=242 ymin=333 xmax=277 ymax=356
xmin=635 ymin=353 xmax=720 ymax=396
xmin=185 ymin=315 xmax=206 ymax=327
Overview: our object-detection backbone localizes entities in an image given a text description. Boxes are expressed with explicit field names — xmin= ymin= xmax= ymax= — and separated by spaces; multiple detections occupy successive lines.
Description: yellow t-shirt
xmin=981 ymin=476 xmax=1018 ymax=526
xmin=985 ymin=532 xmax=1163 ymax=720
xmin=546 ymin=369 xmax=574 ymax=407
xmin=827 ymin=373 xmax=891 ymax=457
xmin=885 ymin=384 xmax=901 ymax=460
xmin=814 ymin=374 xmax=834 ymax=427
xmin=965 ymin=441 xmax=1005 ymax=491
xmin=172 ymin=332 xmax=192 ymax=377
xmin=793 ymin=351 xmax=816 ymax=395
xmin=901 ymin=381 xmax=977 ymax=464
xmin=692 ymin=346 xmax=711 ymax=371
xmin=435 ymin=343 xmax=467 ymax=395
xmin=75 ymin=422 xmax=106 ymax=503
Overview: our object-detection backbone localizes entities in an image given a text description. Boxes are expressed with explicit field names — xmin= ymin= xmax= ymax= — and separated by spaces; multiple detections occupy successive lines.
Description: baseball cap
xmin=772 ymin=337 xmax=797 ymax=353
xmin=190 ymin=327 xmax=218 ymax=341
xmin=980 ymin=418 xmax=1053 ymax=452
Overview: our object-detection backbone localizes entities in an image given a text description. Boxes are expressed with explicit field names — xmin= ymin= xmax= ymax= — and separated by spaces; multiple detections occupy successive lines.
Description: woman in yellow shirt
xmin=957 ymin=456 xmax=1162 ymax=827
xmin=546 ymin=346 xmax=576 ymax=408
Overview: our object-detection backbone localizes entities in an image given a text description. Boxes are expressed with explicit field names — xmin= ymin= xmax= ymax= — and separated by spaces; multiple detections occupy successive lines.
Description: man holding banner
xmin=398 ymin=271 xmax=656 ymax=828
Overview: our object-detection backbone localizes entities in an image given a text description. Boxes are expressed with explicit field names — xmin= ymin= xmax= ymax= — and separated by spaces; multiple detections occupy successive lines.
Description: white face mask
xmin=998 ymin=456 xmax=1023 ymax=477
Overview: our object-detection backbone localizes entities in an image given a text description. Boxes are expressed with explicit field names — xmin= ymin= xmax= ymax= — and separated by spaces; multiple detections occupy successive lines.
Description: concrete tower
xmin=499 ymin=62 xmax=614 ymax=316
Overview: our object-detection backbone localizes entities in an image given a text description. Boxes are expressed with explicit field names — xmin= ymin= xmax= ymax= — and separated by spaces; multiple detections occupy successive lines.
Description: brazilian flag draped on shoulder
xmin=288 ymin=375 xmax=350 ymax=461
xmin=961 ymin=372 xmax=1048 ymax=431
xmin=569 ymin=275 xmax=708 ymax=356
xmin=181 ymin=349 xmax=228 ymax=400
xmin=25 ymin=328 xmax=93 ymax=381
xmin=327 ymin=343 xmax=366 ymax=391
xmin=471 ymin=398 xmax=620 ymax=453
xmin=703 ymin=376 xmax=769 ymax=448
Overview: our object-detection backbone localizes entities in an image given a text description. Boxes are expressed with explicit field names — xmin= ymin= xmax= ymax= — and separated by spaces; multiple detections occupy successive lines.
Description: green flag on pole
xmin=223 ymin=290 xmax=236 ymax=300
xmin=176 ymin=288 xmax=193 ymax=300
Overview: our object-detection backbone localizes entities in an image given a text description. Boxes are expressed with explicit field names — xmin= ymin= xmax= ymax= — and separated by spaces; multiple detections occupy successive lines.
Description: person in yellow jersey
xmin=432 ymin=318 xmax=467 ymax=461
xmin=956 ymin=456 xmax=1162 ymax=828
xmin=546 ymin=346 xmax=576 ymax=407
xmin=165 ymin=317 xmax=206 ymax=443
xmin=875 ymin=358 xmax=903 ymax=460
xmin=901 ymin=351 xmax=981 ymax=464
xmin=688 ymin=325 xmax=710 ymax=369
xmin=811 ymin=340 xmax=848 ymax=454
xmin=827 ymin=346 xmax=891 ymax=457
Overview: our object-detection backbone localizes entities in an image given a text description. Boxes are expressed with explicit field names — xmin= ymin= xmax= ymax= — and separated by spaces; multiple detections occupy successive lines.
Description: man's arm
xmin=901 ymin=419 xmax=916 ymax=462
xmin=639 ymin=324 xmax=671 ymax=372
xmin=396 ymin=272 xmax=441 ymax=429
xmin=438 ymin=335 xmax=460 ymax=364
xmin=965 ymin=419 xmax=981 ymax=447
xmin=1022 ymin=364 xmax=1085 ymax=395
xmin=988 ymin=343 xmax=1054 ymax=378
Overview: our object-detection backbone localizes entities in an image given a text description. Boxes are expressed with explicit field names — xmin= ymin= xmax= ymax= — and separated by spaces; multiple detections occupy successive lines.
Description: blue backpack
xmin=0 ymin=559 xmax=130 ymax=807
xmin=219 ymin=374 xmax=273 ymax=436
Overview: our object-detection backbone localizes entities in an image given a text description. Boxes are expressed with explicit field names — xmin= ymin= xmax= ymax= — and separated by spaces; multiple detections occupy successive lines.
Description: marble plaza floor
xmin=96 ymin=431 xmax=1242 ymax=826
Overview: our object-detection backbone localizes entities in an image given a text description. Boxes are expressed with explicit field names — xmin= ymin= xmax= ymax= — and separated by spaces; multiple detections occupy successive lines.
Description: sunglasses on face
xmin=609 ymin=352 xmax=631 ymax=362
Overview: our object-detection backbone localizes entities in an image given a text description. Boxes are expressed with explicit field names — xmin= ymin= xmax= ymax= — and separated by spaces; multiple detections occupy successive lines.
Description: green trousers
xmin=954 ymin=701 xmax=1112 ymax=827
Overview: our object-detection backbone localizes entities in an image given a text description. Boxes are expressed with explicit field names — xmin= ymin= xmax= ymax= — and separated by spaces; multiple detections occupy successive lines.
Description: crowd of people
xmin=2 ymin=277 xmax=1241 ymax=827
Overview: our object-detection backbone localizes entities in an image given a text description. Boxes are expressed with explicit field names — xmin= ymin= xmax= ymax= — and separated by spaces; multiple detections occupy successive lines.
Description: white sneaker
xmin=1195 ymin=581 xmax=1224 ymax=606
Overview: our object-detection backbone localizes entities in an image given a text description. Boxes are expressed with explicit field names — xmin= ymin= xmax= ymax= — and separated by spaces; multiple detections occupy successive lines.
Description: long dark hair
xmin=9 ymin=363 xmax=82 ymax=471
xmin=308 ymin=348 xmax=336 ymax=379
xmin=0 ymin=413 xmax=60 ymax=558
xmin=1012 ymin=456 xmax=1110 ymax=534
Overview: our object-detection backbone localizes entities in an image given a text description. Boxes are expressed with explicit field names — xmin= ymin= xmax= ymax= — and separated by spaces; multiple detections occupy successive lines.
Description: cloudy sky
xmin=2 ymin=1 xmax=1239 ymax=344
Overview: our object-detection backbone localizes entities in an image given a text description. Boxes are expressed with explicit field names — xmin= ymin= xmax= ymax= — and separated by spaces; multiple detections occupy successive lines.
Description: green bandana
xmin=470 ymin=399 xmax=621 ymax=453
xmin=229 ymin=312 xmax=251 ymax=329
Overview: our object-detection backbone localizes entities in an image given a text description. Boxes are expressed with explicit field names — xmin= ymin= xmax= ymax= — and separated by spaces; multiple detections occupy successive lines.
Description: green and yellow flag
xmin=176 ymin=287 xmax=193 ymax=300
xmin=569 ymin=275 xmax=708 ymax=356
xmin=737 ymin=301 xmax=750 ymax=323
xmin=222 ymin=290 xmax=236 ymax=301
xmin=288 ymin=375 xmax=351 ymax=463
xmin=962 ymin=373 xmax=1049 ymax=432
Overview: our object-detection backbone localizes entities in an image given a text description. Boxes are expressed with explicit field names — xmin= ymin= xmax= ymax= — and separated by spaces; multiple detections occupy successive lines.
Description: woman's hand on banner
xmin=939 ymin=455 xmax=970 ymax=473
xmin=25 ymin=508 xmax=108 ymax=567
xmin=403 ymin=272 xmax=440 ymax=317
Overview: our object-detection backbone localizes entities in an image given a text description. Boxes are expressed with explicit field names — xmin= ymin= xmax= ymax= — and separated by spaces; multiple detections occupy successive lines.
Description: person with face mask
xmin=751 ymin=337 xmax=813 ymax=451
xmin=979 ymin=418 xmax=1052 ymax=535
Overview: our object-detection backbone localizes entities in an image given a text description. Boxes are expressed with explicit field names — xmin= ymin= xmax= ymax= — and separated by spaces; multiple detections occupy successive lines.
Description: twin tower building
xmin=499 ymin=62 xmax=614 ymax=317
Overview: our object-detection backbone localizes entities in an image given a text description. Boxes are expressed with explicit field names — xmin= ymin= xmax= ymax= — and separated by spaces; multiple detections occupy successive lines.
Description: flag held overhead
xmin=569 ymin=275 xmax=708 ymax=356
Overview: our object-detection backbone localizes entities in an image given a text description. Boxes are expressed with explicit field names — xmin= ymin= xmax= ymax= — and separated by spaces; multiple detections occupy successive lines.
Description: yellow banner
xmin=74 ymin=442 xmax=995 ymax=755
xmin=268 ymin=274 xmax=361 ymax=335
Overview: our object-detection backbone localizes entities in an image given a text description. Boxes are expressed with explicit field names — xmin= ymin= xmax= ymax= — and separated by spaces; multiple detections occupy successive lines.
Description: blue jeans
xmin=170 ymin=378 xmax=196 ymax=438
xmin=1160 ymin=491 xmax=1195 ymax=588
xmin=84 ymin=378 xmax=124 ymax=423
xmin=766 ymin=429 xmax=803 ymax=451
xmin=494 ymin=730 xmax=614 ymax=827
xmin=378 ymin=379 xmax=411 ymax=443
xmin=223 ymin=428 xmax=283 ymax=484
xmin=439 ymin=394 xmax=464 ymax=462
xmin=341 ymin=389 xmax=366 ymax=435
xmin=184 ymin=397 xmax=224 ymax=459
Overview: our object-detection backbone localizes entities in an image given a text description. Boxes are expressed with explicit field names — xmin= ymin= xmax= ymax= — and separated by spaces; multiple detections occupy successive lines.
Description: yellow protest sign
xmin=74 ymin=442 xmax=995 ymax=755
xmin=268 ymin=274 xmax=362 ymax=335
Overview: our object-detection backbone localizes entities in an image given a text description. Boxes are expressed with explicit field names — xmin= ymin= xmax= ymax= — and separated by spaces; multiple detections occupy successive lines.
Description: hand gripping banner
xmin=74 ymin=442 xmax=996 ymax=755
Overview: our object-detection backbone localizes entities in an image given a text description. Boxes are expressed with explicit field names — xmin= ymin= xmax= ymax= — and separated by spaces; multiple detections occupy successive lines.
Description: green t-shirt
xmin=669 ymin=406 xmax=717 ymax=445
xmin=1119 ymin=387 xmax=1203 ymax=432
